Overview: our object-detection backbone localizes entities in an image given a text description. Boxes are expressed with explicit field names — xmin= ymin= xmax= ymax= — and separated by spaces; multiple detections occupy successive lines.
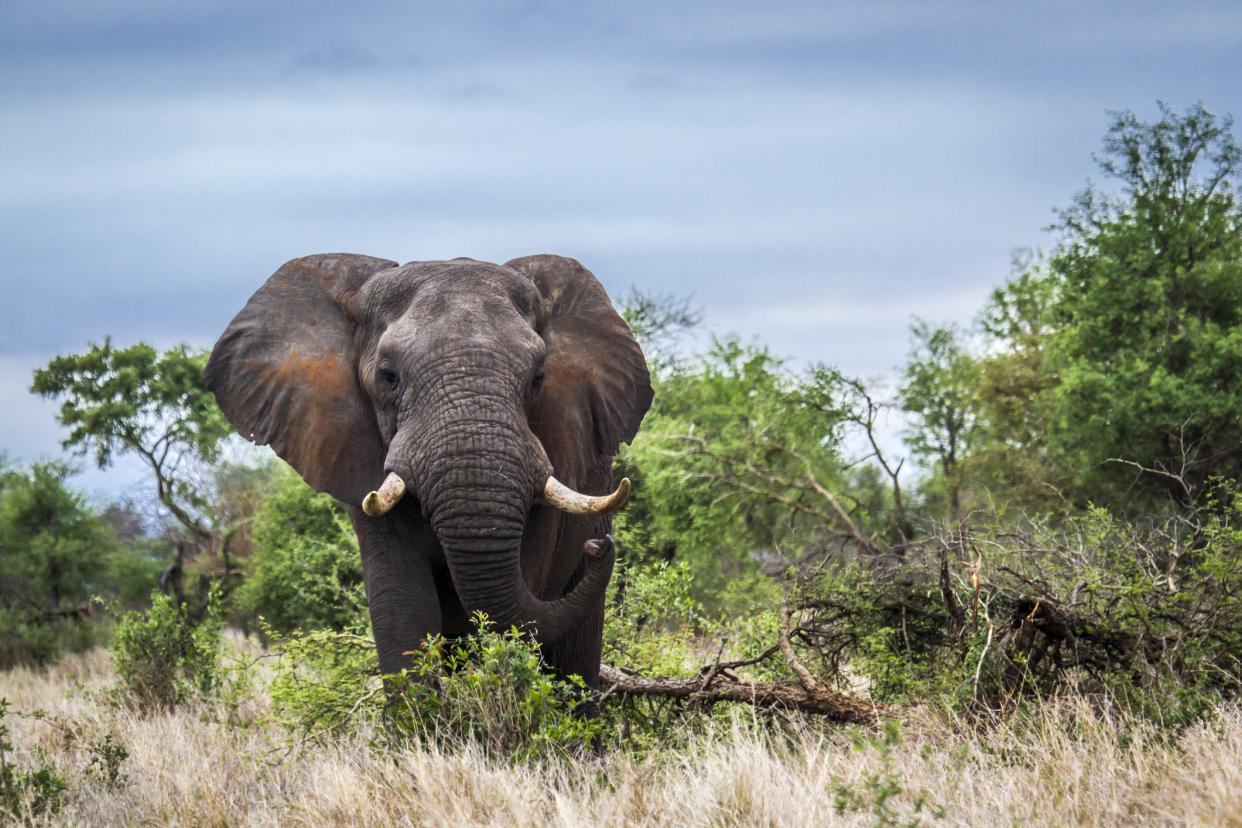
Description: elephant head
xmin=204 ymin=254 xmax=652 ymax=655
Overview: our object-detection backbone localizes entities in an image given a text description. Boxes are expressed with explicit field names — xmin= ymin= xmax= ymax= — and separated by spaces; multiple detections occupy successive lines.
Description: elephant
xmin=204 ymin=253 xmax=652 ymax=694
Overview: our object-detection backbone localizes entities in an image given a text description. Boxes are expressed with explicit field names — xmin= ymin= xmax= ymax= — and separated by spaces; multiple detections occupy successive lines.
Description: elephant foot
xmin=582 ymin=534 xmax=614 ymax=559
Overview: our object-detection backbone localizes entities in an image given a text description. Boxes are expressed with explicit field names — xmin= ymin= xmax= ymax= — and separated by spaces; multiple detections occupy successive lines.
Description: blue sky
xmin=2 ymin=1 xmax=1241 ymax=498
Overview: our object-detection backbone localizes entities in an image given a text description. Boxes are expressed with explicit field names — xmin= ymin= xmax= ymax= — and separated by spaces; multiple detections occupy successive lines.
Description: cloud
xmin=1 ymin=0 xmax=1239 ymax=497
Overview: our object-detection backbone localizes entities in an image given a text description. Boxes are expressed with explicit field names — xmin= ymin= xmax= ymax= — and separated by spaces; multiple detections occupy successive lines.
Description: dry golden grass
xmin=2 ymin=646 xmax=1241 ymax=826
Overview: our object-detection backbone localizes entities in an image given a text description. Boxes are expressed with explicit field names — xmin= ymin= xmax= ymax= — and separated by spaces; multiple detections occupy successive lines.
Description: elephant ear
xmin=204 ymin=253 xmax=398 ymax=505
xmin=506 ymin=255 xmax=654 ymax=488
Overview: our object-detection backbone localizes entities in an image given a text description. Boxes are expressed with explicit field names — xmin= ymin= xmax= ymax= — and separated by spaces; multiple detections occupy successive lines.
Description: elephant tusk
xmin=543 ymin=475 xmax=631 ymax=515
xmin=362 ymin=472 xmax=407 ymax=517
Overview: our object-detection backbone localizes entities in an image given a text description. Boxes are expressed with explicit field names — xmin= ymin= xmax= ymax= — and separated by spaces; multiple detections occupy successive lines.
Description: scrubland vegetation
xmin=4 ymin=102 xmax=1242 ymax=824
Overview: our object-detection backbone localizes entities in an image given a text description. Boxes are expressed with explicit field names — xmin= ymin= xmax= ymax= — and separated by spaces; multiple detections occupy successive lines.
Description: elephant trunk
xmin=403 ymin=413 xmax=615 ymax=644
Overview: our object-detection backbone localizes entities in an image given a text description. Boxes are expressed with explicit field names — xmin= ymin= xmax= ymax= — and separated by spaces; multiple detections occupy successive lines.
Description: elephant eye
xmin=378 ymin=367 xmax=400 ymax=391
xmin=530 ymin=367 xmax=545 ymax=395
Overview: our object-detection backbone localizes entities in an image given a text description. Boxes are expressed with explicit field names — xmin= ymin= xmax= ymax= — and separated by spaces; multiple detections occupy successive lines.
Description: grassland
xmin=2 ymin=643 xmax=1241 ymax=826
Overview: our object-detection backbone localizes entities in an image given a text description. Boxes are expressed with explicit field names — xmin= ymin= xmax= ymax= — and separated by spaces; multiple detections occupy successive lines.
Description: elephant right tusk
xmin=544 ymin=475 xmax=631 ymax=515
xmin=362 ymin=472 xmax=407 ymax=517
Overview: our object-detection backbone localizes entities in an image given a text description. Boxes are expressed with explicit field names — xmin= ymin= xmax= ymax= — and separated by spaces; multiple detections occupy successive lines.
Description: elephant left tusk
xmin=544 ymin=475 xmax=631 ymax=515
xmin=362 ymin=472 xmax=407 ymax=517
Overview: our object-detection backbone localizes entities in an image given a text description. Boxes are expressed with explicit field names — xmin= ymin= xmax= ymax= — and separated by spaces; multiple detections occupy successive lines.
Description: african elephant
xmin=204 ymin=254 xmax=652 ymax=691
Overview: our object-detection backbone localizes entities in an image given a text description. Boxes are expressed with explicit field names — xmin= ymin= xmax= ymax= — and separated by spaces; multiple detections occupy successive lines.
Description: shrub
xmin=268 ymin=615 xmax=602 ymax=760
xmin=235 ymin=466 xmax=366 ymax=635
xmin=0 ymin=699 xmax=68 ymax=820
xmin=604 ymin=558 xmax=703 ymax=676
xmin=768 ymin=487 xmax=1242 ymax=725
xmin=265 ymin=627 xmax=380 ymax=741
xmin=85 ymin=733 xmax=130 ymax=790
xmin=396 ymin=618 xmax=604 ymax=759
xmin=0 ymin=461 xmax=124 ymax=669
xmin=108 ymin=587 xmax=224 ymax=711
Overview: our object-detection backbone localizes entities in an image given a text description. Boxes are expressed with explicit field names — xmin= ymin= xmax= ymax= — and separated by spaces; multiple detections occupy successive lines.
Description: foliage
xmin=0 ymin=461 xmax=158 ymax=669
xmin=234 ymin=463 xmax=365 ymax=635
xmin=108 ymin=586 xmax=224 ymax=711
xmin=603 ymin=557 xmax=703 ymax=677
xmin=395 ymin=618 xmax=604 ymax=759
xmin=265 ymin=627 xmax=380 ymax=742
xmin=0 ymin=699 xmax=68 ymax=820
xmin=899 ymin=319 xmax=979 ymax=520
xmin=268 ymin=616 xmax=601 ymax=760
xmin=30 ymin=339 xmax=233 ymax=542
xmin=85 ymin=733 xmax=130 ymax=790
xmin=966 ymin=252 xmax=1065 ymax=509
xmin=832 ymin=721 xmax=947 ymax=826
xmin=1046 ymin=102 xmax=1242 ymax=506
xmin=774 ymin=486 xmax=1242 ymax=726
xmin=621 ymin=336 xmax=895 ymax=606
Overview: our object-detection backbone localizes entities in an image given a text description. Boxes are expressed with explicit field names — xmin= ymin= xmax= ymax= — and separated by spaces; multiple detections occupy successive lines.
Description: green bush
xmin=604 ymin=558 xmax=703 ymax=676
xmin=0 ymin=607 xmax=105 ymax=671
xmin=265 ymin=627 xmax=380 ymax=741
xmin=0 ymin=699 xmax=67 ymax=820
xmin=268 ymin=615 xmax=602 ymax=760
xmin=235 ymin=465 xmax=366 ymax=635
xmin=108 ymin=587 xmax=224 ymax=711
xmin=85 ymin=733 xmax=130 ymax=790
xmin=769 ymin=487 xmax=1242 ymax=725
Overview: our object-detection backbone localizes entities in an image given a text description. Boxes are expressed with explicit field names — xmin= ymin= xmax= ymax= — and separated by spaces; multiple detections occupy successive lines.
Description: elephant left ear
xmin=506 ymin=255 xmax=653 ymax=485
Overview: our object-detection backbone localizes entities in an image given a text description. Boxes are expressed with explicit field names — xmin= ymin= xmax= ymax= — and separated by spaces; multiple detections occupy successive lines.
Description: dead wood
xmin=599 ymin=605 xmax=889 ymax=727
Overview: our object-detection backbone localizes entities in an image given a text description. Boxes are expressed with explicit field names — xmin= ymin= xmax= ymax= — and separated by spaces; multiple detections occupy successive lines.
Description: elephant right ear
xmin=204 ymin=254 xmax=398 ymax=505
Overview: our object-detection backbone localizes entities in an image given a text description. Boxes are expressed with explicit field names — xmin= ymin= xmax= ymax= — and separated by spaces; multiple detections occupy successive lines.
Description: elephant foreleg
xmin=349 ymin=506 xmax=442 ymax=675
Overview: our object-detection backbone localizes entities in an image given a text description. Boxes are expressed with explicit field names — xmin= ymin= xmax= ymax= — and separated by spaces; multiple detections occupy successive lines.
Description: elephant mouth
xmin=361 ymin=470 xmax=631 ymax=518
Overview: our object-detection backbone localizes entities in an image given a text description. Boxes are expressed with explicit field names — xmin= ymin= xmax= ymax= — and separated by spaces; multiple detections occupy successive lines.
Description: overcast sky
xmin=2 ymin=0 xmax=1241 ymax=499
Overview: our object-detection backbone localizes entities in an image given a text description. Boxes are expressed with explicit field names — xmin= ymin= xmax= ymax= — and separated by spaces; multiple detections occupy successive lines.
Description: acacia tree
xmin=30 ymin=340 xmax=238 ymax=595
xmin=1049 ymin=102 xmax=1242 ymax=505
xmin=618 ymin=334 xmax=905 ymax=607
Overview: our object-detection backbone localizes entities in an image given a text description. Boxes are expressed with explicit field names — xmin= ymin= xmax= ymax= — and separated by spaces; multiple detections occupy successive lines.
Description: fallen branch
xmin=598 ymin=664 xmax=886 ymax=726
xmin=600 ymin=607 xmax=889 ymax=727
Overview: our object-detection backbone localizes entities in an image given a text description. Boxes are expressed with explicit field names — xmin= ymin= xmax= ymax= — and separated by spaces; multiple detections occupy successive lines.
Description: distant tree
xmin=31 ymin=340 xmax=232 ymax=541
xmin=0 ymin=461 xmax=158 ymax=667
xmin=0 ymin=461 xmax=115 ymax=610
xmin=1048 ymin=102 xmax=1242 ymax=505
xmin=899 ymin=320 xmax=979 ymax=520
xmin=30 ymin=341 xmax=238 ymax=600
xmin=618 ymin=287 xmax=702 ymax=375
xmin=966 ymin=252 xmax=1067 ymax=508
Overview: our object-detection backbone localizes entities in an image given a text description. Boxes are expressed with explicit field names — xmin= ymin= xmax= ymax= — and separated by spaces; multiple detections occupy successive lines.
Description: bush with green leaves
xmin=265 ymin=627 xmax=380 ymax=741
xmin=603 ymin=557 xmax=703 ymax=677
xmin=0 ymin=699 xmax=68 ymax=820
xmin=267 ymin=615 xmax=602 ymax=760
xmin=235 ymin=463 xmax=366 ymax=635
xmin=773 ymin=486 xmax=1242 ymax=726
xmin=108 ymin=587 xmax=224 ymax=711
xmin=85 ymin=733 xmax=130 ymax=790
xmin=832 ymin=721 xmax=947 ymax=826
xmin=396 ymin=618 xmax=604 ymax=758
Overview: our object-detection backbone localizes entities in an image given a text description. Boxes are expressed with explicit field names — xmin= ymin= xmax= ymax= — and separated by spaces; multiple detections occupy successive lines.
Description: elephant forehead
xmin=365 ymin=259 xmax=540 ymax=320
